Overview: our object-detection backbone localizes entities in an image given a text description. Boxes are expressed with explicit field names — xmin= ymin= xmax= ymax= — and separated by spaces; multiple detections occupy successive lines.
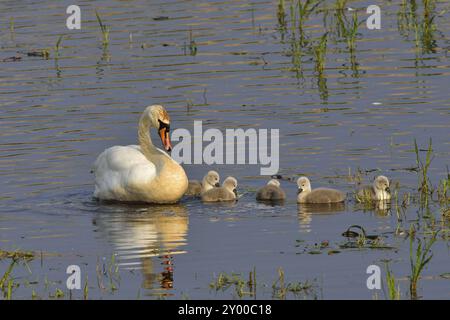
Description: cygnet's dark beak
xmin=233 ymin=189 xmax=238 ymax=196
xmin=297 ymin=188 xmax=303 ymax=194
xmin=385 ymin=187 xmax=391 ymax=194
xmin=215 ymin=182 xmax=220 ymax=187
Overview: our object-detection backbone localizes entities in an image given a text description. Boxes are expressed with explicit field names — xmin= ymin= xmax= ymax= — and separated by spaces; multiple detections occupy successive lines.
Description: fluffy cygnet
xmin=256 ymin=179 xmax=286 ymax=201
xmin=201 ymin=177 xmax=238 ymax=202
xmin=297 ymin=176 xmax=346 ymax=204
xmin=356 ymin=175 xmax=391 ymax=201
xmin=184 ymin=171 xmax=220 ymax=197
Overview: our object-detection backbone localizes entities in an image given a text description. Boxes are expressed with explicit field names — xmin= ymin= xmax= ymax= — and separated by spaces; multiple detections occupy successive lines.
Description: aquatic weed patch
xmin=0 ymin=249 xmax=34 ymax=261
xmin=294 ymin=225 xmax=394 ymax=255
xmin=209 ymin=267 xmax=317 ymax=299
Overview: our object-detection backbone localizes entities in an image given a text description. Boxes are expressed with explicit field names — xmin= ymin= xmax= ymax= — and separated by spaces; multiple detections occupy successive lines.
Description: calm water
xmin=0 ymin=0 xmax=449 ymax=299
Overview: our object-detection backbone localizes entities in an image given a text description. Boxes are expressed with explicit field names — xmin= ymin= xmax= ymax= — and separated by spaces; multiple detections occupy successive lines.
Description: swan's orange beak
xmin=159 ymin=127 xmax=172 ymax=152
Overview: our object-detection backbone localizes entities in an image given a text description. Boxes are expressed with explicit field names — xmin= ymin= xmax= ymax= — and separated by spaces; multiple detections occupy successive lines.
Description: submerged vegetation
xmin=0 ymin=250 xmax=34 ymax=300
xmin=54 ymin=35 xmax=64 ymax=59
xmin=0 ymin=0 xmax=448 ymax=301
xmin=184 ymin=30 xmax=198 ymax=56
xmin=313 ymin=33 xmax=327 ymax=76
xmin=271 ymin=267 xmax=316 ymax=299
xmin=277 ymin=0 xmax=287 ymax=31
xmin=275 ymin=0 xmax=443 ymax=96
xmin=210 ymin=270 xmax=256 ymax=298
xmin=341 ymin=9 xmax=359 ymax=53
xmin=210 ymin=267 xmax=317 ymax=299
xmin=0 ymin=250 xmax=34 ymax=261
xmin=275 ymin=0 xmax=364 ymax=97
xmin=0 ymin=251 xmax=123 ymax=300
xmin=397 ymin=0 xmax=439 ymax=54
xmin=9 ymin=17 xmax=15 ymax=40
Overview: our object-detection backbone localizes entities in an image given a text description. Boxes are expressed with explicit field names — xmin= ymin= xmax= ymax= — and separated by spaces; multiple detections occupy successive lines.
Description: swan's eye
xmin=158 ymin=120 xmax=170 ymax=132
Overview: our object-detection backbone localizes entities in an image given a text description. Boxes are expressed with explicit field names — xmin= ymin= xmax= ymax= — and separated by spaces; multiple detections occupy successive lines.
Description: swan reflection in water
xmin=354 ymin=200 xmax=391 ymax=217
xmin=93 ymin=203 xmax=188 ymax=295
xmin=297 ymin=202 xmax=346 ymax=233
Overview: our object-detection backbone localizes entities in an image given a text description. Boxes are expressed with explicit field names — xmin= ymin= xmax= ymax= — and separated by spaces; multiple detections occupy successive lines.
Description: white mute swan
xmin=297 ymin=176 xmax=346 ymax=204
xmin=93 ymin=105 xmax=188 ymax=204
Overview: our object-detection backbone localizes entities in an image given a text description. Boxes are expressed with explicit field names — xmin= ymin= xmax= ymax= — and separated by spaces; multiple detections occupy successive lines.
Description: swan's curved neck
xmin=138 ymin=114 xmax=161 ymax=161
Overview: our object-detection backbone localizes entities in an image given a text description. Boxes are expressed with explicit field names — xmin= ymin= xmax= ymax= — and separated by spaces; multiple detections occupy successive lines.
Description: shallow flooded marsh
xmin=0 ymin=0 xmax=449 ymax=299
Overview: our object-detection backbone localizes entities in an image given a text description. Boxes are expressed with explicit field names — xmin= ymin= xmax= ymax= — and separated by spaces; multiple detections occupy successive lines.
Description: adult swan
xmin=93 ymin=105 xmax=188 ymax=204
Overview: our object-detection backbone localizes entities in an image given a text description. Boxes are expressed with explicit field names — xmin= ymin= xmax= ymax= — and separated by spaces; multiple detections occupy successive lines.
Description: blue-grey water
xmin=0 ymin=0 xmax=449 ymax=299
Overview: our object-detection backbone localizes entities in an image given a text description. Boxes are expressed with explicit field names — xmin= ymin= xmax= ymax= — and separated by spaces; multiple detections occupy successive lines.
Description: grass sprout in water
xmin=343 ymin=10 xmax=359 ymax=52
xmin=210 ymin=267 xmax=315 ymax=299
xmin=210 ymin=270 xmax=255 ymax=298
xmin=313 ymin=33 xmax=327 ymax=76
xmin=0 ymin=250 xmax=34 ymax=300
xmin=297 ymin=0 xmax=320 ymax=47
xmin=409 ymin=228 xmax=438 ymax=299
xmin=184 ymin=30 xmax=197 ymax=56
xmin=277 ymin=0 xmax=287 ymax=31
xmin=0 ymin=260 xmax=16 ymax=300
xmin=414 ymin=138 xmax=434 ymax=206
xmin=95 ymin=11 xmax=110 ymax=47
xmin=384 ymin=263 xmax=401 ymax=300
xmin=437 ymin=167 xmax=449 ymax=205
xmin=271 ymin=267 xmax=316 ymax=299
xmin=54 ymin=35 xmax=64 ymax=59
xmin=397 ymin=0 xmax=438 ymax=54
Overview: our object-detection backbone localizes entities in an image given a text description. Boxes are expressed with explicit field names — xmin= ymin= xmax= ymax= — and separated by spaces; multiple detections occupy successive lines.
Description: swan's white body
xmin=93 ymin=105 xmax=188 ymax=204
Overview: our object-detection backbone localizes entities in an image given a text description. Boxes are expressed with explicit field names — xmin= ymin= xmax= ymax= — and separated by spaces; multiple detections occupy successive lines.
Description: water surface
xmin=0 ymin=0 xmax=449 ymax=299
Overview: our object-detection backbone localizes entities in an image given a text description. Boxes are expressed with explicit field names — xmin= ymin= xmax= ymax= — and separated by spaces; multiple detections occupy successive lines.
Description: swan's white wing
xmin=93 ymin=145 xmax=157 ymax=200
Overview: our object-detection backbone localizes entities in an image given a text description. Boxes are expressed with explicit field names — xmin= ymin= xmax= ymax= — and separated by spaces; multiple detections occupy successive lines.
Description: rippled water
xmin=1 ymin=0 xmax=449 ymax=299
